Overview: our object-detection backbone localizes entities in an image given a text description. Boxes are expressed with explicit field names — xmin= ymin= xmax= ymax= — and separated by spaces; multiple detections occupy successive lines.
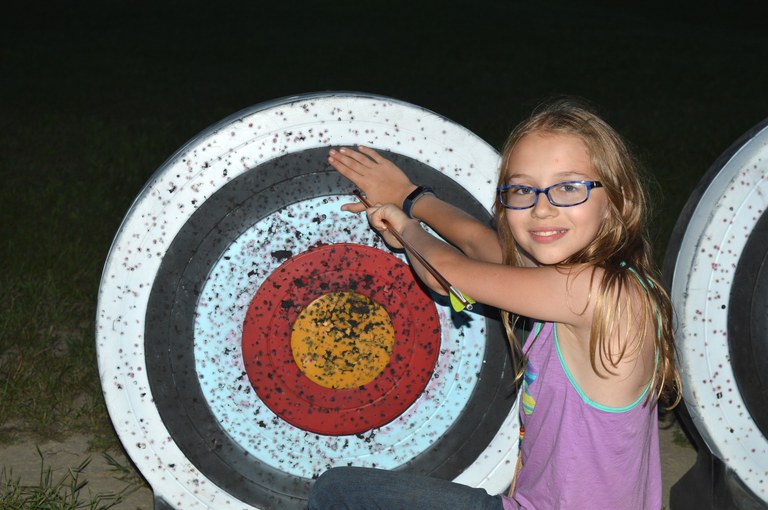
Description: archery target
xmin=97 ymin=93 xmax=520 ymax=509
xmin=665 ymin=116 xmax=768 ymax=504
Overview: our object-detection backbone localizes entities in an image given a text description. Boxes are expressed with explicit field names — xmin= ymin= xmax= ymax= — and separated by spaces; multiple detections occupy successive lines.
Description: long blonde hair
xmin=493 ymin=98 xmax=681 ymax=407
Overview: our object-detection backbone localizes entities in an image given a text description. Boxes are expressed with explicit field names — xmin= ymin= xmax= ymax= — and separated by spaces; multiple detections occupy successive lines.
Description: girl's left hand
xmin=328 ymin=146 xmax=417 ymax=214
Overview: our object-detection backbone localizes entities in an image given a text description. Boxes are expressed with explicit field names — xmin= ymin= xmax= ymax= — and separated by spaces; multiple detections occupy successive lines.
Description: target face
xmin=241 ymin=243 xmax=441 ymax=435
xmin=665 ymin=117 xmax=768 ymax=503
xmin=97 ymin=93 xmax=520 ymax=509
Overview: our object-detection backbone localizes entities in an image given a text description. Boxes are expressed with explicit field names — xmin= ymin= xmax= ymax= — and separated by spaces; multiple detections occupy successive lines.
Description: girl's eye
xmin=511 ymin=186 xmax=534 ymax=195
xmin=557 ymin=183 xmax=581 ymax=193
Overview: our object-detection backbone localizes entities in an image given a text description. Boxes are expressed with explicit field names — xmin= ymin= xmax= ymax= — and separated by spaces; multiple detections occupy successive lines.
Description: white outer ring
xmin=96 ymin=92 xmax=519 ymax=508
xmin=669 ymin=123 xmax=768 ymax=502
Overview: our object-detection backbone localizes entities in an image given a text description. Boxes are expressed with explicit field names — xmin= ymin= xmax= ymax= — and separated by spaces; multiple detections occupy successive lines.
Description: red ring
xmin=242 ymin=243 xmax=441 ymax=435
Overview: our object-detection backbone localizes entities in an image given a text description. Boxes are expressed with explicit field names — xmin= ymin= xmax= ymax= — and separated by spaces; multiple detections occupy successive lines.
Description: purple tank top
xmin=502 ymin=322 xmax=661 ymax=509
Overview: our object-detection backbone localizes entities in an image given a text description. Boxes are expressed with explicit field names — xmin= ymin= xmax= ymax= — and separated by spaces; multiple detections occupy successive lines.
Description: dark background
xmin=4 ymin=0 xmax=768 ymax=255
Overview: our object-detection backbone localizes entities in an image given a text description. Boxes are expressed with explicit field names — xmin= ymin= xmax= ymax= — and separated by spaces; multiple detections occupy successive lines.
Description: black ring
xmin=728 ymin=210 xmax=768 ymax=438
xmin=145 ymin=147 xmax=515 ymax=508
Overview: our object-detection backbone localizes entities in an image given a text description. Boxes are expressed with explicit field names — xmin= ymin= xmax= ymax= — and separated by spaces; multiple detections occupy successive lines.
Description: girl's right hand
xmin=328 ymin=146 xmax=417 ymax=213
xmin=364 ymin=203 xmax=412 ymax=251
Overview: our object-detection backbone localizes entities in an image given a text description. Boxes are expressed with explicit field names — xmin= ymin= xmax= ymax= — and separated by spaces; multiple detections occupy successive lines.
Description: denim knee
xmin=308 ymin=466 xmax=504 ymax=510
xmin=308 ymin=467 xmax=359 ymax=510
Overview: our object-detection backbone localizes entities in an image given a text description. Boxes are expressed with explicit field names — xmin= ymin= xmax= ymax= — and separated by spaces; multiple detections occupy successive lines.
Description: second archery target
xmin=97 ymin=93 xmax=520 ymax=509
xmin=665 ymin=116 xmax=768 ymax=506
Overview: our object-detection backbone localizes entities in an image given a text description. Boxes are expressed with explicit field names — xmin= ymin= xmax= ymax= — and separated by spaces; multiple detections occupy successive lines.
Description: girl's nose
xmin=531 ymin=194 xmax=557 ymax=218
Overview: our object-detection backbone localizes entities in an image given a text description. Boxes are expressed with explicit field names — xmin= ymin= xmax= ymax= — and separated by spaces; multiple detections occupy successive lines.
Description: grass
xmin=0 ymin=111 xmax=172 ymax=446
xmin=1 ymin=0 xmax=766 ymax=505
xmin=659 ymin=410 xmax=695 ymax=449
xmin=0 ymin=447 xmax=140 ymax=510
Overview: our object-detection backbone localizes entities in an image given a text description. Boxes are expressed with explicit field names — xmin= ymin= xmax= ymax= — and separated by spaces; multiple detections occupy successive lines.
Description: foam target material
xmin=97 ymin=92 xmax=520 ymax=509
xmin=664 ymin=116 xmax=768 ymax=506
xmin=241 ymin=243 xmax=441 ymax=435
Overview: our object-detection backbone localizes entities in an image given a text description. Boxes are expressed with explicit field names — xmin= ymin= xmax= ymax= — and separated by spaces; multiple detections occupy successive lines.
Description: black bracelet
xmin=402 ymin=185 xmax=434 ymax=219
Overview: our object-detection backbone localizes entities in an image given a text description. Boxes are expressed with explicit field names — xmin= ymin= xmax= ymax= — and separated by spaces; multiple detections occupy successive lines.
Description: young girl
xmin=308 ymin=98 xmax=680 ymax=509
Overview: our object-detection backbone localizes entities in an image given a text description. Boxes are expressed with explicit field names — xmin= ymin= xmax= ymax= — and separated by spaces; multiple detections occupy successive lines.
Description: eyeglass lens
xmin=499 ymin=181 xmax=593 ymax=209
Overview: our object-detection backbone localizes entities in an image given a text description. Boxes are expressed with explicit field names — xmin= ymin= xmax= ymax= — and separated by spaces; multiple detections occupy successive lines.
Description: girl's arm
xmin=328 ymin=146 xmax=503 ymax=264
xmin=376 ymin=206 xmax=654 ymax=407
xmin=367 ymin=203 xmax=597 ymax=329
xmin=409 ymin=194 xmax=503 ymax=263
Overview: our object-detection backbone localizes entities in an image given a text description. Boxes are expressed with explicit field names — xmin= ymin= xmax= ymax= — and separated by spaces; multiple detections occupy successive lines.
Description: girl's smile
xmin=504 ymin=132 xmax=608 ymax=265
xmin=528 ymin=228 xmax=568 ymax=243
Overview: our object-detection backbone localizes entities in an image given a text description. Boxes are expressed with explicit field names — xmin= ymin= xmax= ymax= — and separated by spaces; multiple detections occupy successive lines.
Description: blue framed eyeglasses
xmin=497 ymin=180 xmax=603 ymax=210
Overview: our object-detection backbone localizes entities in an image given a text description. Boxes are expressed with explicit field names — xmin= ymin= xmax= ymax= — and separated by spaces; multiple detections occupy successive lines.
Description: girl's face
xmin=503 ymin=132 xmax=608 ymax=266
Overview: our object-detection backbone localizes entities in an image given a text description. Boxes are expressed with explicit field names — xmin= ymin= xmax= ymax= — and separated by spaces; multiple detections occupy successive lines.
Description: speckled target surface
xmin=96 ymin=93 xmax=520 ymax=509
xmin=241 ymin=242 xmax=441 ymax=435
xmin=665 ymin=117 xmax=768 ymax=503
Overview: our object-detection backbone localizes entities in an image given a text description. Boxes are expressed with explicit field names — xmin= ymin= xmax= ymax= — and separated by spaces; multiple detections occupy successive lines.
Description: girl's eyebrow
xmin=505 ymin=170 xmax=594 ymax=182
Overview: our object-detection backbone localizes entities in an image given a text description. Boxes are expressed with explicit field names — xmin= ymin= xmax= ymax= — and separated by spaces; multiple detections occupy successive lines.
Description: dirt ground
xmin=1 ymin=415 xmax=696 ymax=510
